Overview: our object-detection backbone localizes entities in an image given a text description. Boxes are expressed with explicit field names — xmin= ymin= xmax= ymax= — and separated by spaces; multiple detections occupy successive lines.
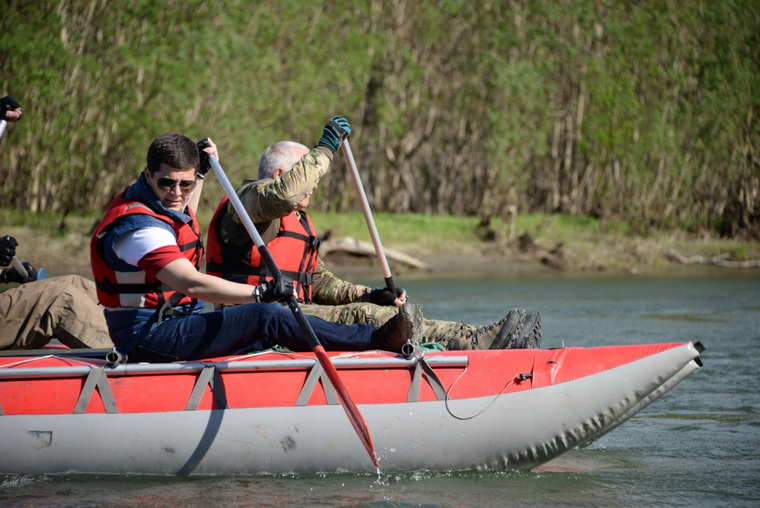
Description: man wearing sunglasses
xmin=91 ymin=128 xmax=417 ymax=363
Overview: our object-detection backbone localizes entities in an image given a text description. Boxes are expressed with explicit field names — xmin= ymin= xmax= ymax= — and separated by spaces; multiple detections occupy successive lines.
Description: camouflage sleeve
xmin=231 ymin=147 xmax=334 ymax=224
xmin=311 ymin=257 xmax=372 ymax=305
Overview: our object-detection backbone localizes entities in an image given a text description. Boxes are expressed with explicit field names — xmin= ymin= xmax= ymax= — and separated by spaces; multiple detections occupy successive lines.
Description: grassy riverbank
xmin=313 ymin=211 xmax=760 ymax=277
xmin=3 ymin=209 xmax=759 ymax=277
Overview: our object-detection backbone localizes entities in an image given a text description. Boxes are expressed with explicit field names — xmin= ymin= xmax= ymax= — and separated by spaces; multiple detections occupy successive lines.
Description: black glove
xmin=196 ymin=138 xmax=211 ymax=179
xmin=253 ymin=275 xmax=295 ymax=303
xmin=316 ymin=115 xmax=351 ymax=153
xmin=0 ymin=96 xmax=21 ymax=121
xmin=0 ymin=235 xmax=18 ymax=266
xmin=1 ymin=262 xmax=38 ymax=284
xmin=369 ymin=286 xmax=405 ymax=306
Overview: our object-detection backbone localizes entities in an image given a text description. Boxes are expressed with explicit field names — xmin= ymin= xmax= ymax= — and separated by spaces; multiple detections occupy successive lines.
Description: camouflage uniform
xmin=213 ymin=145 xmax=494 ymax=349
xmin=302 ymin=259 xmax=476 ymax=348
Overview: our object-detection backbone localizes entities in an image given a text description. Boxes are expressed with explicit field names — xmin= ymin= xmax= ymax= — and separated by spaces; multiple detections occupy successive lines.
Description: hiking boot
xmin=447 ymin=308 xmax=526 ymax=350
xmin=512 ymin=312 xmax=542 ymax=349
xmin=372 ymin=303 xmax=422 ymax=352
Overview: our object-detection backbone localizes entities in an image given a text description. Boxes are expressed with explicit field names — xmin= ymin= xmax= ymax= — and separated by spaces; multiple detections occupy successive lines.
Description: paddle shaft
xmin=207 ymin=155 xmax=379 ymax=467
xmin=341 ymin=139 xmax=396 ymax=293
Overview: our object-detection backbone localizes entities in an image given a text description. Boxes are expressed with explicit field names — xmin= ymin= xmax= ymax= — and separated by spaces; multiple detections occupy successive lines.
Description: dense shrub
xmin=1 ymin=0 xmax=758 ymax=238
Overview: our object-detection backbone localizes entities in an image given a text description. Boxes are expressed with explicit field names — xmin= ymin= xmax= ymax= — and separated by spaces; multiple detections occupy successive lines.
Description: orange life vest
xmin=206 ymin=196 xmax=320 ymax=302
xmin=91 ymin=194 xmax=203 ymax=309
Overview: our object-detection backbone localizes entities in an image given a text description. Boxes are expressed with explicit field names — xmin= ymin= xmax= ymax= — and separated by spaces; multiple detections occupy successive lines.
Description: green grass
xmin=309 ymin=211 xmax=623 ymax=250
xmin=310 ymin=211 xmax=482 ymax=250
xmin=1 ymin=209 xmax=66 ymax=235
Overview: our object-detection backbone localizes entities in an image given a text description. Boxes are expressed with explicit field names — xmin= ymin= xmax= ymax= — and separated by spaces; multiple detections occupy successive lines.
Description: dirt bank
xmin=5 ymin=224 xmax=759 ymax=279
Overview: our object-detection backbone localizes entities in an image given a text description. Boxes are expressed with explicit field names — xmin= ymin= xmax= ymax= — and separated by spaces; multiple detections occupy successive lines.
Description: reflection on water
xmin=2 ymin=270 xmax=759 ymax=507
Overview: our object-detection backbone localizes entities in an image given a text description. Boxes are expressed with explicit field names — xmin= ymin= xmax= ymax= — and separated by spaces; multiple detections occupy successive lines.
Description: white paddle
xmin=341 ymin=139 xmax=398 ymax=294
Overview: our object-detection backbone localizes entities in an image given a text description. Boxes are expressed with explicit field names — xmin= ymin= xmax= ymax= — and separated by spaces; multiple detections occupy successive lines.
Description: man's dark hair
xmin=146 ymin=133 xmax=199 ymax=174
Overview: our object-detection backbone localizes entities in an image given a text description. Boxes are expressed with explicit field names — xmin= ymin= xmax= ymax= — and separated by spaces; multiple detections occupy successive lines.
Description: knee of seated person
xmin=249 ymin=302 xmax=289 ymax=316
xmin=53 ymin=274 xmax=94 ymax=291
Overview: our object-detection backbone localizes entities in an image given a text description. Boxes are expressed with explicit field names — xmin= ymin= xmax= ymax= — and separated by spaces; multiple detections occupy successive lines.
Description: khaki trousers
xmin=0 ymin=274 xmax=112 ymax=350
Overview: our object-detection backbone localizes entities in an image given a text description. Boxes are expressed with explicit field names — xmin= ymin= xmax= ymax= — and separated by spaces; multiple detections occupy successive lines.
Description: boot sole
xmin=513 ymin=312 xmax=542 ymax=349
xmin=489 ymin=308 xmax=526 ymax=350
xmin=407 ymin=303 xmax=424 ymax=345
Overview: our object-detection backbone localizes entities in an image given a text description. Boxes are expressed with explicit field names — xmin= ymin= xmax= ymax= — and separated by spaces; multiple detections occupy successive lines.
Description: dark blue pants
xmin=127 ymin=302 xmax=376 ymax=362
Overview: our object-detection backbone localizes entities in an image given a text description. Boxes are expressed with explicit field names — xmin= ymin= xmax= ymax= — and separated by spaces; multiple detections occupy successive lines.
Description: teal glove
xmin=317 ymin=116 xmax=351 ymax=153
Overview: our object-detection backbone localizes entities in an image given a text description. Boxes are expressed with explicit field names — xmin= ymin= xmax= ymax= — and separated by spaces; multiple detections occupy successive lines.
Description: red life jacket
xmin=206 ymin=196 xmax=320 ymax=302
xmin=90 ymin=194 xmax=204 ymax=309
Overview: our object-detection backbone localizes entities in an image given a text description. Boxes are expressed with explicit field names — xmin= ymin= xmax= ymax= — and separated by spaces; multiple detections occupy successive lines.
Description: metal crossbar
xmin=0 ymin=355 xmax=469 ymax=414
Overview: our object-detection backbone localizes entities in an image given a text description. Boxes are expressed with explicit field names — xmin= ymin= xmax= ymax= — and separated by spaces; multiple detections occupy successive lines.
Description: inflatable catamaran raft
xmin=0 ymin=341 xmax=703 ymax=475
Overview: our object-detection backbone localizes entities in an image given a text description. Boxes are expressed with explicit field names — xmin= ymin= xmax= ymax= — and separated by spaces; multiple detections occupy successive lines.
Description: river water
xmin=1 ymin=268 xmax=758 ymax=507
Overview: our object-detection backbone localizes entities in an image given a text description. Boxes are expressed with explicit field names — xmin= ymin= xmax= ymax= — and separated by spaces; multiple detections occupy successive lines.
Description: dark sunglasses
xmin=156 ymin=177 xmax=196 ymax=191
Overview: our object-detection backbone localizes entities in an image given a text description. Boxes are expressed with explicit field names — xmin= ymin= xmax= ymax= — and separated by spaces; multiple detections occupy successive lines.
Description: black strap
xmin=95 ymin=279 xmax=162 ymax=295
xmin=295 ymin=212 xmax=319 ymax=303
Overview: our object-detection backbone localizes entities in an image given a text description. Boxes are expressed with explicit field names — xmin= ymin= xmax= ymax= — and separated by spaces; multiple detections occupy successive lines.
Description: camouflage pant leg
xmin=299 ymin=302 xmax=472 ymax=349
xmin=420 ymin=318 xmax=473 ymax=349
xmin=299 ymin=302 xmax=399 ymax=328
xmin=427 ymin=310 xmax=543 ymax=350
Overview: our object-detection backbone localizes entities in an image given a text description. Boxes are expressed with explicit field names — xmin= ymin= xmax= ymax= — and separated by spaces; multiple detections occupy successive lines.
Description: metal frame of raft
xmin=0 ymin=353 xmax=468 ymax=415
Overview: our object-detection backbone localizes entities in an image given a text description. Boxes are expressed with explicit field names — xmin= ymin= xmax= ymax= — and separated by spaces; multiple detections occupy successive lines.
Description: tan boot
xmin=371 ymin=303 xmax=423 ymax=352
xmin=446 ymin=308 xmax=526 ymax=350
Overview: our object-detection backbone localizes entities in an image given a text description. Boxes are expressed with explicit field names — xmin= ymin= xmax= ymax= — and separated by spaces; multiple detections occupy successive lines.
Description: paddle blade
xmin=314 ymin=346 xmax=379 ymax=468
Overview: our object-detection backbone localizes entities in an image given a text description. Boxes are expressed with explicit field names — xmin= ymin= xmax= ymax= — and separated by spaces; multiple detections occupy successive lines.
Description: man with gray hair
xmin=206 ymin=117 xmax=541 ymax=350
